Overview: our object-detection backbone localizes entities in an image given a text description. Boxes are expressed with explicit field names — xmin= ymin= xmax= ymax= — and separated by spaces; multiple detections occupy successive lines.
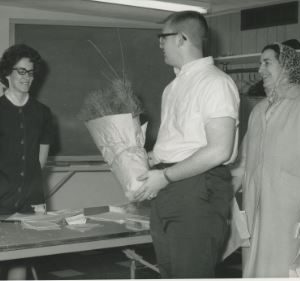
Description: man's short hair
xmin=163 ymin=11 xmax=208 ymax=49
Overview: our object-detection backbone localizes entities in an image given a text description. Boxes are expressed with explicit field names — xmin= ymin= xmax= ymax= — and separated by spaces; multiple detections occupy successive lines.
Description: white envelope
xmin=222 ymin=196 xmax=250 ymax=260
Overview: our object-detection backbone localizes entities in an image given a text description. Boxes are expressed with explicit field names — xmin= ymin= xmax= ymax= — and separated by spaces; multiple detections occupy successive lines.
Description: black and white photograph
xmin=0 ymin=0 xmax=299 ymax=279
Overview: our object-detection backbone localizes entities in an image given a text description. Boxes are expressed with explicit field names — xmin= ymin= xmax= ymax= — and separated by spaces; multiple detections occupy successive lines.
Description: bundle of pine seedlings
xmin=78 ymin=78 xmax=143 ymax=121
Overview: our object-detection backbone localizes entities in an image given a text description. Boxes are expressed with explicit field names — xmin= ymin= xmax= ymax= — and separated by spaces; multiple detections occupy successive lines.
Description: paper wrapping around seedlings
xmin=111 ymin=146 xmax=148 ymax=200
xmin=86 ymin=113 xmax=148 ymax=200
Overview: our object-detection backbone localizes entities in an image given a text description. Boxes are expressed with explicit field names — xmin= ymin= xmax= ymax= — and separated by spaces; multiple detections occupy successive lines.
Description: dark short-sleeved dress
xmin=0 ymin=95 xmax=53 ymax=214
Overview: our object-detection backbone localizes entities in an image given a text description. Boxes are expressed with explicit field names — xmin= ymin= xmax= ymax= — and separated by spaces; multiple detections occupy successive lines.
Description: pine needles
xmin=78 ymin=78 xmax=143 ymax=121
xmin=78 ymin=35 xmax=143 ymax=121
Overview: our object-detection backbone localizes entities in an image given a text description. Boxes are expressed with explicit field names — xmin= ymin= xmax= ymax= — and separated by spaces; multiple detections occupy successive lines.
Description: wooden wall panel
xmin=267 ymin=27 xmax=277 ymax=44
xmin=276 ymin=25 xmax=287 ymax=45
xmin=256 ymin=28 xmax=268 ymax=52
xmin=242 ymin=29 xmax=257 ymax=54
xmin=208 ymin=16 xmax=219 ymax=57
xmin=206 ymin=17 xmax=213 ymax=56
xmin=229 ymin=12 xmax=242 ymax=56
xmin=209 ymin=3 xmax=300 ymax=58
xmin=286 ymin=23 xmax=300 ymax=42
xmin=215 ymin=14 xmax=231 ymax=57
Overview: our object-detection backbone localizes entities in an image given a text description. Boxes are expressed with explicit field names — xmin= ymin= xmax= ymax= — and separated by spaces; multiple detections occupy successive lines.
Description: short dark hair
xmin=163 ymin=11 xmax=208 ymax=49
xmin=0 ymin=44 xmax=43 ymax=87
xmin=261 ymin=44 xmax=281 ymax=60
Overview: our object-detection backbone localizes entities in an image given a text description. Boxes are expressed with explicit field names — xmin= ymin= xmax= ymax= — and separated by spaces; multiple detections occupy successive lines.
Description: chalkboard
xmin=15 ymin=24 xmax=173 ymax=156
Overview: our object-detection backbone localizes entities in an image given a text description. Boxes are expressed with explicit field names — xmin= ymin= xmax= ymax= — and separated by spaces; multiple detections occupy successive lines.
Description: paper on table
xmin=7 ymin=209 xmax=89 ymax=231
xmin=47 ymin=209 xmax=83 ymax=217
xmin=66 ymin=223 xmax=100 ymax=233
xmin=21 ymin=220 xmax=61 ymax=231
xmin=87 ymin=211 xmax=149 ymax=231
xmin=125 ymin=218 xmax=149 ymax=231
xmin=31 ymin=204 xmax=46 ymax=213
xmin=65 ymin=214 xmax=87 ymax=225
xmin=87 ymin=212 xmax=127 ymax=224
xmin=7 ymin=212 xmax=64 ymax=223
xmin=109 ymin=203 xmax=150 ymax=217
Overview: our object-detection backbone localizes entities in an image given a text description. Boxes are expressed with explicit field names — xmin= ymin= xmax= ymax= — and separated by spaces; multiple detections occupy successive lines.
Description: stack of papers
xmin=125 ymin=217 xmax=150 ymax=230
xmin=87 ymin=212 xmax=128 ymax=224
xmin=8 ymin=212 xmax=64 ymax=223
xmin=6 ymin=209 xmax=84 ymax=231
xmin=87 ymin=207 xmax=150 ymax=231
xmin=65 ymin=214 xmax=87 ymax=225
xmin=22 ymin=220 xmax=61 ymax=231
xmin=4 ymin=206 xmax=149 ymax=232
xmin=66 ymin=223 xmax=100 ymax=233
xmin=64 ymin=213 xmax=100 ymax=232
xmin=5 ymin=213 xmax=64 ymax=231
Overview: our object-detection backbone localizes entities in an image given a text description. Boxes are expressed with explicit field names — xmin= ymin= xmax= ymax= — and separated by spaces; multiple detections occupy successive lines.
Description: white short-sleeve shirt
xmin=153 ymin=56 xmax=240 ymax=164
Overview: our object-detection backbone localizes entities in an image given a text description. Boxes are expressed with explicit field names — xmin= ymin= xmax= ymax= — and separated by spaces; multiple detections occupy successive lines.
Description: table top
xmin=0 ymin=207 xmax=151 ymax=261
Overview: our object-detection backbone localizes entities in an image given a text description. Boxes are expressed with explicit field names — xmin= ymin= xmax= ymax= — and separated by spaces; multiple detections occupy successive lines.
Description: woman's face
xmin=6 ymin=57 xmax=34 ymax=94
xmin=259 ymin=49 xmax=283 ymax=90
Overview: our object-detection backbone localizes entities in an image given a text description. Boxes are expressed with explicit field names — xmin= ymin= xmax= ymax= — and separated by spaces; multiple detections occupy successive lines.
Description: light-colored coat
xmin=241 ymin=85 xmax=300 ymax=277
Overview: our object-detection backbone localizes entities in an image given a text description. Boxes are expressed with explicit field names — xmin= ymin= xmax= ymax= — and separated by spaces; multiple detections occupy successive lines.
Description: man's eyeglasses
xmin=12 ymin=68 xmax=34 ymax=77
xmin=157 ymin=32 xmax=178 ymax=40
xmin=157 ymin=32 xmax=187 ymax=41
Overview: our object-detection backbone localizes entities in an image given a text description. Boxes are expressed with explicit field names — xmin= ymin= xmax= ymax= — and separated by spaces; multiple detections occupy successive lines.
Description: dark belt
xmin=152 ymin=162 xmax=176 ymax=170
xmin=153 ymin=163 xmax=226 ymax=170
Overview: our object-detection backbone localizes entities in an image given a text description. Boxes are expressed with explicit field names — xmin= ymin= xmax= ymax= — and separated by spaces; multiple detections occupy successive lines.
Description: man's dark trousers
xmin=150 ymin=165 xmax=233 ymax=278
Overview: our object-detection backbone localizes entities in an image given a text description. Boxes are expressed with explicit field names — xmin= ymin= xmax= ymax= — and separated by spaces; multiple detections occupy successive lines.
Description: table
xmin=0 ymin=208 xmax=152 ymax=261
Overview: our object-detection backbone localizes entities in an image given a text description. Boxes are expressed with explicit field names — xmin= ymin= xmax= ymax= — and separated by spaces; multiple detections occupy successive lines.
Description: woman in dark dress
xmin=0 ymin=44 xmax=53 ymax=279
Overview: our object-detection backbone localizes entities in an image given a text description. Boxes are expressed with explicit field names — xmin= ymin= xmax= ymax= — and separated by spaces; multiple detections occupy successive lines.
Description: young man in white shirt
xmin=134 ymin=11 xmax=240 ymax=278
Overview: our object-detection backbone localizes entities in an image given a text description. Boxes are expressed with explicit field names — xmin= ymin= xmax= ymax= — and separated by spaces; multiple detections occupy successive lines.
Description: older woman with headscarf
xmin=231 ymin=42 xmax=300 ymax=277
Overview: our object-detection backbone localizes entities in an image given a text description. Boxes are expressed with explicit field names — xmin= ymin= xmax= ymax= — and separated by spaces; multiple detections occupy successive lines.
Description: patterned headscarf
xmin=264 ymin=43 xmax=300 ymax=104
xmin=277 ymin=43 xmax=300 ymax=85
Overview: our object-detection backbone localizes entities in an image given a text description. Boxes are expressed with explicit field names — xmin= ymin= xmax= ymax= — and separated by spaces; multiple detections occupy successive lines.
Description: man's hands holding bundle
xmin=133 ymin=170 xmax=169 ymax=202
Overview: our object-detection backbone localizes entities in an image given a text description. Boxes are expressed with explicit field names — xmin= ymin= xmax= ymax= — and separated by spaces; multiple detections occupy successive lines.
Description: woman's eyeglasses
xmin=12 ymin=68 xmax=34 ymax=77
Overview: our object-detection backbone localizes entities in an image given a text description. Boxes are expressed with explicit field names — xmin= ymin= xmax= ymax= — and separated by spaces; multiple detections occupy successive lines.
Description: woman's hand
xmin=133 ymin=169 xmax=169 ymax=202
xmin=232 ymin=175 xmax=242 ymax=193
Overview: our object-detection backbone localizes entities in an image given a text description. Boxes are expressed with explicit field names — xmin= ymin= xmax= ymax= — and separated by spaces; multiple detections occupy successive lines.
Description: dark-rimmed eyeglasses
xmin=157 ymin=32 xmax=187 ymax=42
xmin=12 ymin=68 xmax=34 ymax=77
xmin=157 ymin=32 xmax=178 ymax=40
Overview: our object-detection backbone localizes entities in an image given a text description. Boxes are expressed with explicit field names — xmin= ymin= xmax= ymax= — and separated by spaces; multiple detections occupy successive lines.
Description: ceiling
xmin=0 ymin=0 xmax=288 ymax=23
